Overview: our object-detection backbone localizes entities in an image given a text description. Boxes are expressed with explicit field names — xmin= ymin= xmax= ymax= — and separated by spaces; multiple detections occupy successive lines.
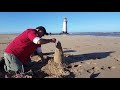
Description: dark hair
xmin=36 ymin=26 xmax=48 ymax=35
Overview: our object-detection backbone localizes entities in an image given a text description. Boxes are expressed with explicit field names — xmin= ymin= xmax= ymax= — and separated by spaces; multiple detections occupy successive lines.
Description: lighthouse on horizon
xmin=61 ymin=17 xmax=69 ymax=34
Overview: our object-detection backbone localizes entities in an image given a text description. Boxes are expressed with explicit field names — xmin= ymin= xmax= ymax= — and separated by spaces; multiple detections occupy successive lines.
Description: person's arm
xmin=33 ymin=37 xmax=56 ymax=45
xmin=36 ymin=47 xmax=44 ymax=60
xmin=37 ymin=38 xmax=56 ymax=44
xmin=27 ymin=30 xmax=56 ymax=45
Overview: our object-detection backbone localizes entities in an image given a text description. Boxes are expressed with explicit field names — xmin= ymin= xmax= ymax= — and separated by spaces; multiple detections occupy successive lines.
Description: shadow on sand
xmin=27 ymin=58 xmax=51 ymax=78
xmin=64 ymin=51 xmax=115 ymax=64
xmin=26 ymin=51 xmax=115 ymax=78
xmin=90 ymin=72 xmax=101 ymax=78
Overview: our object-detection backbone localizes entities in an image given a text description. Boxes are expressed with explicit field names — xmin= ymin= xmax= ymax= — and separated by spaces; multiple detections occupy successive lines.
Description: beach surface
xmin=1 ymin=34 xmax=120 ymax=78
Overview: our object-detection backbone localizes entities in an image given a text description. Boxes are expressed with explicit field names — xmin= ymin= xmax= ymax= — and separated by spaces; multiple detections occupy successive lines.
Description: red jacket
xmin=4 ymin=29 xmax=41 ymax=64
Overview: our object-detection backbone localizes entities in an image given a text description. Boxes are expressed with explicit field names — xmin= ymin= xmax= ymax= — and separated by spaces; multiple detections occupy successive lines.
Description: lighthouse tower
xmin=62 ymin=17 xmax=68 ymax=34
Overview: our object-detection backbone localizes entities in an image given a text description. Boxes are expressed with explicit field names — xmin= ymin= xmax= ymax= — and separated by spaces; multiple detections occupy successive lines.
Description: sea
xmin=67 ymin=32 xmax=120 ymax=37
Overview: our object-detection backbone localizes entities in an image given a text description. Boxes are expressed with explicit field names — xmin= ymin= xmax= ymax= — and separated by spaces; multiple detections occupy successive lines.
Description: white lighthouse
xmin=62 ymin=17 xmax=68 ymax=34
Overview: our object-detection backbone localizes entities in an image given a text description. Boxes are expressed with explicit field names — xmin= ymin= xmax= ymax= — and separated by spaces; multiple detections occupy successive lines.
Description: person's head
xmin=36 ymin=26 xmax=48 ymax=37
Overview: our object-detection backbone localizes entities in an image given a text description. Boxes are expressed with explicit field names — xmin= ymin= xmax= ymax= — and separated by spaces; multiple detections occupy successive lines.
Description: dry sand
xmin=1 ymin=34 xmax=120 ymax=78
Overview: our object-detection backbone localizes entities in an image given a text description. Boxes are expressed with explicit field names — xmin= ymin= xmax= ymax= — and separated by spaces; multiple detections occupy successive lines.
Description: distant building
xmin=60 ymin=17 xmax=69 ymax=34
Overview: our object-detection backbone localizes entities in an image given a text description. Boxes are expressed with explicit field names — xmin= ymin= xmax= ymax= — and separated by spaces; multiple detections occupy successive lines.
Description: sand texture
xmin=1 ymin=34 xmax=120 ymax=78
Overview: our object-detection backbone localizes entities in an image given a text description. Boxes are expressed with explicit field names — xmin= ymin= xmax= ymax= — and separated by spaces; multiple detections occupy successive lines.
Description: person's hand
xmin=51 ymin=38 xmax=56 ymax=43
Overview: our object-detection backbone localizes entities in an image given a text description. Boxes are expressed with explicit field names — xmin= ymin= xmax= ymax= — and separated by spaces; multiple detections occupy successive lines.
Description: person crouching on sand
xmin=3 ymin=26 xmax=56 ymax=77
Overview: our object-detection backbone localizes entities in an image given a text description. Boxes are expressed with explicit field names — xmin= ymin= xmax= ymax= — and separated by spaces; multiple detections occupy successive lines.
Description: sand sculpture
xmin=54 ymin=41 xmax=64 ymax=64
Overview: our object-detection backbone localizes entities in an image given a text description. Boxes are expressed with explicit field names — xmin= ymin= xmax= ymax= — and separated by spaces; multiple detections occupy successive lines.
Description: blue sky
xmin=0 ymin=12 xmax=120 ymax=34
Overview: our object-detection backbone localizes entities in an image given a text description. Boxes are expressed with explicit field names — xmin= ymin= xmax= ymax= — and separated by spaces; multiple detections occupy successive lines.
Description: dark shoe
xmin=0 ymin=57 xmax=5 ymax=72
xmin=0 ymin=57 xmax=5 ymax=65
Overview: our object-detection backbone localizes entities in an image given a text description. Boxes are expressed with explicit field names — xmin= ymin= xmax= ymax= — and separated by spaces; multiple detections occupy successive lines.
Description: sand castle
xmin=41 ymin=41 xmax=70 ymax=78
xmin=54 ymin=41 xmax=64 ymax=64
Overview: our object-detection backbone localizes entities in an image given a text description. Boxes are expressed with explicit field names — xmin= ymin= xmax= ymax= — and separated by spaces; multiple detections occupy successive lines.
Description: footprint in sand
xmin=80 ymin=61 xmax=84 ymax=64
xmin=107 ymin=66 xmax=116 ymax=70
xmin=86 ymin=67 xmax=100 ymax=74
xmin=92 ymin=67 xmax=100 ymax=72
xmin=86 ymin=69 xmax=92 ymax=73
xmin=74 ymin=65 xmax=78 ymax=67
xmin=100 ymin=66 xmax=106 ymax=70
xmin=86 ymin=68 xmax=93 ymax=73
xmin=114 ymin=57 xmax=120 ymax=62
xmin=67 ymin=64 xmax=81 ymax=69
xmin=73 ymin=64 xmax=82 ymax=68
xmin=66 ymin=65 xmax=72 ymax=69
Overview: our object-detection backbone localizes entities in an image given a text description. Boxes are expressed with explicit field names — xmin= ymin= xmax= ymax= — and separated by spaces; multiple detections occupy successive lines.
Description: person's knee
xmin=4 ymin=61 xmax=24 ymax=74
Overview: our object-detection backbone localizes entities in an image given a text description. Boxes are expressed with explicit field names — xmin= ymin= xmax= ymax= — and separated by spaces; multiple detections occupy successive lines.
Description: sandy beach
xmin=1 ymin=34 xmax=120 ymax=78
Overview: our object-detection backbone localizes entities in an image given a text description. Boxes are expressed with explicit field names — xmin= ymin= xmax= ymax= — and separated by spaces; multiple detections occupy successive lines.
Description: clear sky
xmin=0 ymin=12 xmax=120 ymax=34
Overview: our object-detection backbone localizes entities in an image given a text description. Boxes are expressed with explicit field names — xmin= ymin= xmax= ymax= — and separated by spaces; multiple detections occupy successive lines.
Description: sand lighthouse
xmin=61 ymin=17 xmax=68 ymax=34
